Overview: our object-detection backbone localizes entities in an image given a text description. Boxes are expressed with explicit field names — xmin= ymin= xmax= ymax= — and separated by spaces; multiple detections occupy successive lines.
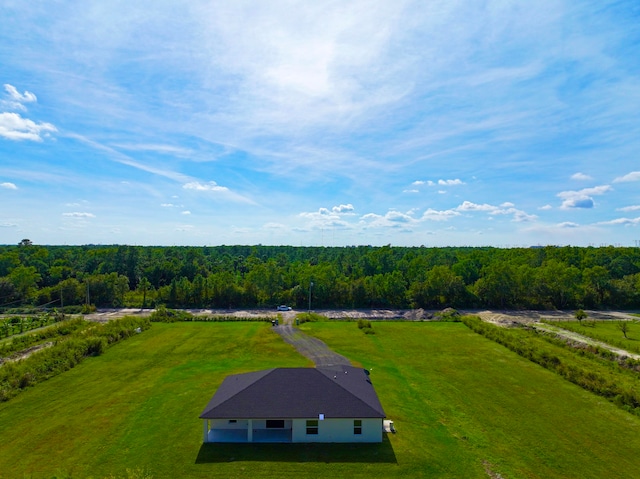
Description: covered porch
xmin=203 ymin=419 xmax=293 ymax=443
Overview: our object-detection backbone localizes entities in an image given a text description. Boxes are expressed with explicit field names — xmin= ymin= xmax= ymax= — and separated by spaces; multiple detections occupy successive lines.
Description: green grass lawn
xmin=554 ymin=320 xmax=640 ymax=354
xmin=2 ymin=321 xmax=640 ymax=478
xmin=300 ymin=321 xmax=640 ymax=479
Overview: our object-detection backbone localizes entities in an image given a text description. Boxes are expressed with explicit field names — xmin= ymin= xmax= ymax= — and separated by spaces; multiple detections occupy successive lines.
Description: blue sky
xmin=1 ymin=1 xmax=639 ymax=247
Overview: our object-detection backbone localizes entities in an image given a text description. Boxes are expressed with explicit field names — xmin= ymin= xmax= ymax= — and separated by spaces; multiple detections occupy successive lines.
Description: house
xmin=199 ymin=365 xmax=386 ymax=443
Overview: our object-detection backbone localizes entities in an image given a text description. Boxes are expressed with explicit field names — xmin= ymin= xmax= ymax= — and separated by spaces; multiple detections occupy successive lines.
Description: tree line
xmin=1 ymin=242 xmax=639 ymax=310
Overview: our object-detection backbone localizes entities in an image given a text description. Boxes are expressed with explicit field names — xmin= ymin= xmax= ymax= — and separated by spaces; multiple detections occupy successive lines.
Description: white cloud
xmin=1 ymin=182 xmax=17 ymax=190
xmin=455 ymin=200 xmax=536 ymax=222
xmin=438 ymin=178 xmax=464 ymax=186
xmin=571 ymin=172 xmax=592 ymax=181
xmin=456 ymin=201 xmax=496 ymax=212
xmin=1 ymin=84 xmax=37 ymax=111
xmin=0 ymin=222 xmax=17 ymax=228
xmin=617 ymin=205 xmax=640 ymax=212
xmin=560 ymin=197 xmax=594 ymax=209
xmin=412 ymin=179 xmax=463 ymax=187
xmin=558 ymin=222 xmax=580 ymax=228
xmin=300 ymin=204 xmax=355 ymax=224
xmin=181 ymin=210 xmax=191 ymax=215
xmin=403 ymin=189 xmax=419 ymax=193
xmin=161 ymin=203 xmax=177 ymax=207
xmin=331 ymin=204 xmax=355 ymax=214
xmin=539 ymin=204 xmax=553 ymax=210
xmin=557 ymin=185 xmax=611 ymax=209
xmin=597 ymin=217 xmax=640 ymax=226
xmin=360 ymin=209 xmax=417 ymax=228
xmin=613 ymin=171 xmax=640 ymax=183
xmin=114 ymin=143 xmax=194 ymax=156
xmin=4 ymin=84 xmax=37 ymax=104
xmin=0 ymin=112 xmax=57 ymax=141
xmin=421 ymin=208 xmax=461 ymax=221
xmin=62 ymin=212 xmax=95 ymax=218
xmin=299 ymin=206 xmax=352 ymax=229
xmin=183 ymin=181 xmax=229 ymax=192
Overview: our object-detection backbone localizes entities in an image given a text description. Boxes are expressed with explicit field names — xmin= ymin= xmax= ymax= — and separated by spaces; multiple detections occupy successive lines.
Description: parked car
xmin=277 ymin=305 xmax=292 ymax=311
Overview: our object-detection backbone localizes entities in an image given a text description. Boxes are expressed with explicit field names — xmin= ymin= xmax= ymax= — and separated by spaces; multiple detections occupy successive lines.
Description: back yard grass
xmin=1 ymin=320 xmax=640 ymax=478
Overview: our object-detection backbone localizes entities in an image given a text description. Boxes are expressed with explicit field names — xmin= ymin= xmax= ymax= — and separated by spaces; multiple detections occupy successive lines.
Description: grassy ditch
xmin=461 ymin=316 xmax=640 ymax=416
xmin=549 ymin=320 xmax=640 ymax=355
xmin=0 ymin=316 xmax=150 ymax=402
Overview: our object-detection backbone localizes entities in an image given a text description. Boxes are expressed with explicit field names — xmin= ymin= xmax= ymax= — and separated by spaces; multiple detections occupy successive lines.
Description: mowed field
xmin=1 ymin=321 xmax=640 ymax=478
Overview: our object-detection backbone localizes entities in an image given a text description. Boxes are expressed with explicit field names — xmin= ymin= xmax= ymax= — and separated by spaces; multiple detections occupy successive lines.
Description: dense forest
xmin=1 ymin=241 xmax=639 ymax=311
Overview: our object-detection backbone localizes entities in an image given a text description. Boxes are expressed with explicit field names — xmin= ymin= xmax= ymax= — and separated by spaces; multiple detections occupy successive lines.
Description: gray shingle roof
xmin=199 ymin=365 xmax=386 ymax=419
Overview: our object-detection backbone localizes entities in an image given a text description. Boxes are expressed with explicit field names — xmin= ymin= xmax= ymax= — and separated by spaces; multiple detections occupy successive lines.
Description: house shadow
xmin=195 ymin=434 xmax=397 ymax=464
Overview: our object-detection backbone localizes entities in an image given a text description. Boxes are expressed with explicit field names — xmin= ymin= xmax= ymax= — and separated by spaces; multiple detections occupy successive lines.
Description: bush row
xmin=149 ymin=306 xmax=272 ymax=323
xmin=184 ymin=315 xmax=272 ymax=322
xmin=0 ymin=316 xmax=150 ymax=402
xmin=461 ymin=316 xmax=640 ymax=416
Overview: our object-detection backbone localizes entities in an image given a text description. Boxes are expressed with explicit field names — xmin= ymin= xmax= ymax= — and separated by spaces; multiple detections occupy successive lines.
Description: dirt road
xmin=272 ymin=311 xmax=351 ymax=367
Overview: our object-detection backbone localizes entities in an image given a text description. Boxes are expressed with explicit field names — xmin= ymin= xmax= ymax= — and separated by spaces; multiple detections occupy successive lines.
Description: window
xmin=354 ymin=420 xmax=362 ymax=435
xmin=306 ymin=419 xmax=318 ymax=435
xmin=266 ymin=420 xmax=285 ymax=429
xmin=228 ymin=420 xmax=237 ymax=424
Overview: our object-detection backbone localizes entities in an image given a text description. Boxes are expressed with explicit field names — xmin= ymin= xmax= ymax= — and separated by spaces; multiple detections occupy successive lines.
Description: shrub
xmin=149 ymin=306 xmax=193 ymax=322
xmin=81 ymin=304 xmax=97 ymax=314
xmin=357 ymin=319 xmax=372 ymax=329
xmin=357 ymin=319 xmax=375 ymax=334
xmin=298 ymin=312 xmax=327 ymax=324
xmin=434 ymin=308 xmax=461 ymax=322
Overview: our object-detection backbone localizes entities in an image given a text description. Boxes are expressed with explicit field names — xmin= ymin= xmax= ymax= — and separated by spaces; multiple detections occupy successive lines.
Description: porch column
xmin=248 ymin=419 xmax=253 ymax=442
xmin=203 ymin=420 xmax=209 ymax=443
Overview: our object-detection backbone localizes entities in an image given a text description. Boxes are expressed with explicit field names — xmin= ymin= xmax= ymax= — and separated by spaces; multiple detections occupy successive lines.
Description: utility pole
xmin=60 ymin=286 xmax=65 ymax=320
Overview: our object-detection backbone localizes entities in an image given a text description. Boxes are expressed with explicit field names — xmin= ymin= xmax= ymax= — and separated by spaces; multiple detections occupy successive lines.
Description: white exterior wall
xmin=211 ymin=419 xmax=249 ymax=430
xmin=291 ymin=418 xmax=382 ymax=443
xmin=251 ymin=419 xmax=293 ymax=430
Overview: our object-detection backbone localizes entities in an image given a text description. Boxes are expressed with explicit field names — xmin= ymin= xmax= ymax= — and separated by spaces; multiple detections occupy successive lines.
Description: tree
xmin=8 ymin=265 xmax=41 ymax=302
xmin=617 ymin=321 xmax=631 ymax=339
xmin=408 ymin=265 xmax=466 ymax=308
xmin=138 ymin=277 xmax=151 ymax=308
xmin=473 ymin=263 xmax=520 ymax=308
xmin=574 ymin=309 xmax=587 ymax=324
xmin=18 ymin=239 xmax=33 ymax=247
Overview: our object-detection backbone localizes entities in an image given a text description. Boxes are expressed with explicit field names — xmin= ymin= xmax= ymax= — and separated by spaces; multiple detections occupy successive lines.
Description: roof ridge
xmin=200 ymin=368 xmax=276 ymax=417
xmin=315 ymin=366 xmax=385 ymax=417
